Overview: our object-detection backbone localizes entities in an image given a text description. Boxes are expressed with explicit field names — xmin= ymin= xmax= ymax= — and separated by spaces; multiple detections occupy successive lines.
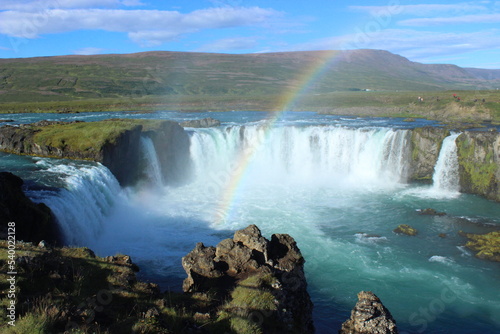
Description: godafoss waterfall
xmin=1 ymin=111 xmax=499 ymax=333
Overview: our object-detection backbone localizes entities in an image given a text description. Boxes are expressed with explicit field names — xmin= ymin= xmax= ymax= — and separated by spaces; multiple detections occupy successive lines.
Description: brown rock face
xmin=181 ymin=224 xmax=314 ymax=333
xmin=339 ymin=291 xmax=398 ymax=334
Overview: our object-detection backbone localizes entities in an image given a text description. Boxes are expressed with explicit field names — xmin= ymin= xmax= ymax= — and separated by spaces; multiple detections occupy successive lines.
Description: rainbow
xmin=213 ymin=50 xmax=345 ymax=225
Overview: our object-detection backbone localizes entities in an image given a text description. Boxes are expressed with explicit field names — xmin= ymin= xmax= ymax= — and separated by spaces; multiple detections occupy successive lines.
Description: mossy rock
xmin=459 ymin=231 xmax=500 ymax=262
xmin=393 ymin=224 xmax=418 ymax=236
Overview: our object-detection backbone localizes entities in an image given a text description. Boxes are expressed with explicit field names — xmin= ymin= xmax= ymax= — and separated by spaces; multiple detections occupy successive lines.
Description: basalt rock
xmin=419 ymin=208 xmax=446 ymax=216
xmin=182 ymin=224 xmax=314 ymax=334
xmin=0 ymin=172 xmax=59 ymax=244
xmin=339 ymin=291 xmax=398 ymax=334
xmin=409 ymin=127 xmax=450 ymax=182
xmin=456 ymin=131 xmax=500 ymax=201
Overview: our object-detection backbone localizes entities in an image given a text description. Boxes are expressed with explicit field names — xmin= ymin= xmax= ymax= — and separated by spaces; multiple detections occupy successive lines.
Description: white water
xmin=432 ymin=133 xmax=461 ymax=194
xmin=190 ymin=125 xmax=411 ymax=188
xmin=140 ymin=136 xmax=164 ymax=187
xmin=18 ymin=122 xmax=500 ymax=333
xmin=29 ymin=162 xmax=123 ymax=245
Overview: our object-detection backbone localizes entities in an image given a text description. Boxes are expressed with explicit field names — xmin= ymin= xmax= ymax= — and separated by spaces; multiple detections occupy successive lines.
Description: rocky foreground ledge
xmin=0 ymin=224 xmax=400 ymax=334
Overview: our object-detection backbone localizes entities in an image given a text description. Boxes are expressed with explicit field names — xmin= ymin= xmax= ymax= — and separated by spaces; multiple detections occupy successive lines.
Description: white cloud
xmin=0 ymin=0 xmax=144 ymax=11
xmin=349 ymin=3 xmax=489 ymax=16
xmin=0 ymin=7 xmax=282 ymax=46
xmin=285 ymin=28 xmax=500 ymax=63
xmin=197 ymin=37 xmax=259 ymax=52
xmin=73 ymin=47 xmax=106 ymax=55
xmin=399 ymin=13 xmax=500 ymax=26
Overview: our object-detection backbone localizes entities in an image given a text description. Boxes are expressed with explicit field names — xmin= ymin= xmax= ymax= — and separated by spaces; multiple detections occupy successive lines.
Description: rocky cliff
xmin=182 ymin=224 xmax=315 ymax=334
xmin=339 ymin=291 xmax=398 ymax=334
xmin=0 ymin=119 xmax=191 ymax=187
xmin=409 ymin=126 xmax=450 ymax=182
xmin=456 ymin=131 xmax=500 ymax=201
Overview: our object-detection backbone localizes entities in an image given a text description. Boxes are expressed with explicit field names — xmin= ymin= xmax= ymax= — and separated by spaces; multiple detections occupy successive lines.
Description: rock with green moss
xmin=393 ymin=224 xmax=418 ymax=236
xmin=182 ymin=224 xmax=314 ymax=334
xmin=409 ymin=127 xmax=450 ymax=182
xmin=459 ymin=231 xmax=500 ymax=262
xmin=456 ymin=131 xmax=500 ymax=201
xmin=0 ymin=119 xmax=192 ymax=186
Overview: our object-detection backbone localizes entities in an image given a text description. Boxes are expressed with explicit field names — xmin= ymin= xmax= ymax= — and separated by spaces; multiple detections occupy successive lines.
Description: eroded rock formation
xmin=339 ymin=291 xmax=398 ymax=334
xmin=182 ymin=224 xmax=314 ymax=334
xmin=456 ymin=131 xmax=500 ymax=201
xmin=409 ymin=127 xmax=450 ymax=182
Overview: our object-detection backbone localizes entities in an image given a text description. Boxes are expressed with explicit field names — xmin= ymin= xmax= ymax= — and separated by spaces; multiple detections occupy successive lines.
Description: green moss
xmin=393 ymin=224 xmax=418 ymax=236
xmin=456 ymin=135 xmax=497 ymax=197
xmin=460 ymin=231 xmax=500 ymax=262
xmin=32 ymin=120 xmax=141 ymax=154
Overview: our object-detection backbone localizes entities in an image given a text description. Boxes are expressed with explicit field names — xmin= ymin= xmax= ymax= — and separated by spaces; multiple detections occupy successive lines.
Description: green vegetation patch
xmin=29 ymin=119 xmax=167 ymax=157
xmin=217 ymin=273 xmax=279 ymax=334
xmin=460 ymin=231 xmax=500 ymax=262
xmin=393 ymin=224 xmax=418 ymax=236
xmin=456 ymin=134 xmax=498 ymax=198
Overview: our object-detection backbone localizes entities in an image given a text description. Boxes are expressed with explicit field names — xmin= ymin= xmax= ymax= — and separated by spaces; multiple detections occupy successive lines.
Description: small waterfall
xmin=29 ymin=163 xmax=123 ymax=245
xmin=432 ymin=133 xmax=461 ymax=193
xmin=140 ymin=136 xmax=164 ymax=187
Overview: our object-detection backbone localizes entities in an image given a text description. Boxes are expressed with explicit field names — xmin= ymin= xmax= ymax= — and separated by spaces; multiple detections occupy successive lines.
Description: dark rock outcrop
xmin=0 ymin=172 xmax=59 ymax=244
xmin=456 ymin=131 xmax=500 ymax=201
xmin=339 ymin=291 xmax=398 ymax=334
xmin=419 ymin=208 xmax=446 ymax=216
xmin=409 ymin=127 xmax=450 ymax=182
xmin=143 ymin=120 xmax=193 ymax=186
xmin=182 ymin=224 xmax=314 ymax=334
xmin=180 ymin=117 xmax=221 ymax=128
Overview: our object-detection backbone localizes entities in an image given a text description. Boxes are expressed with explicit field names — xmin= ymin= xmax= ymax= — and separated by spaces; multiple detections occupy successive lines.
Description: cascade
xmin=29 ymin=163 xmax=123 ymax=245
xmin=432 ymin=133 xmax=461 ymax=193
xmin=188 ymin=125 xmax=411 ymax=187
xmin=140 ymin=136 xmax=164 ymax=187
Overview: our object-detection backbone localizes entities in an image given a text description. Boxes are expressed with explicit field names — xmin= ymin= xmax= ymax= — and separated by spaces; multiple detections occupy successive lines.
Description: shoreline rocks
xmin=339 ymin=291 xmax=398 ymax=334
xmin=182 ymin=224 xmax=315 ymax=334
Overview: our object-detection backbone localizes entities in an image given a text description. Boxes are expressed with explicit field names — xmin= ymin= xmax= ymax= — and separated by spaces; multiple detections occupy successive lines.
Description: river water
xmin=1 ymin=111 xmax=499 ymax=333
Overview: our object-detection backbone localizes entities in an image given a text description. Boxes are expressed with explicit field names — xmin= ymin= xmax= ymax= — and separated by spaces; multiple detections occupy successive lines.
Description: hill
xmin=0 ymin=49 xmax=499 ymax=104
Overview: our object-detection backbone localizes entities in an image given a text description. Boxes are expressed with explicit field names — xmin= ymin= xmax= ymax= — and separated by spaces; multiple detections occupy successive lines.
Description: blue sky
xmin=0 ymin=0 xmax=499 ymax=68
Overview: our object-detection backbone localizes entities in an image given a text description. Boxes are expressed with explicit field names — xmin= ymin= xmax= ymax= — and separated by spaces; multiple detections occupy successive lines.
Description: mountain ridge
xmin=1 ymin=49 xmax=499 ymax=104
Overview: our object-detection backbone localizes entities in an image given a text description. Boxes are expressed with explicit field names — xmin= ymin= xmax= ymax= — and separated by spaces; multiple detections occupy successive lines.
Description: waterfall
xmin=140 ymin=136 xmax=164 ymax=187
xmin=432 ymin=133 xmax=461 ymax=193
xmin=28 ymin=163 xmax=123 ymax=245
xmin=188 ymin=125 xmax=411 ymax=187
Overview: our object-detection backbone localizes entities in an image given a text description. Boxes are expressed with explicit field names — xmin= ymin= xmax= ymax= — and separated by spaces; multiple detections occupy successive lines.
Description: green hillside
xmin=1 ymin=49 xmax=498 ymax=104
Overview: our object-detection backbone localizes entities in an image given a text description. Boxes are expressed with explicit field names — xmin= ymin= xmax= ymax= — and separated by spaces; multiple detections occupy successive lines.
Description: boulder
xmin=182 ymin=224 xmax=314 ymax=334
xmin=393 ymin=224 xmax=418 ymax=236
xmin=459 ymin=231 xmax=500 ymax=262
xmin=419 ymin=208 xmax=446 ymax=216
xmin=339 ymin=291 xmax=398 ymax=334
